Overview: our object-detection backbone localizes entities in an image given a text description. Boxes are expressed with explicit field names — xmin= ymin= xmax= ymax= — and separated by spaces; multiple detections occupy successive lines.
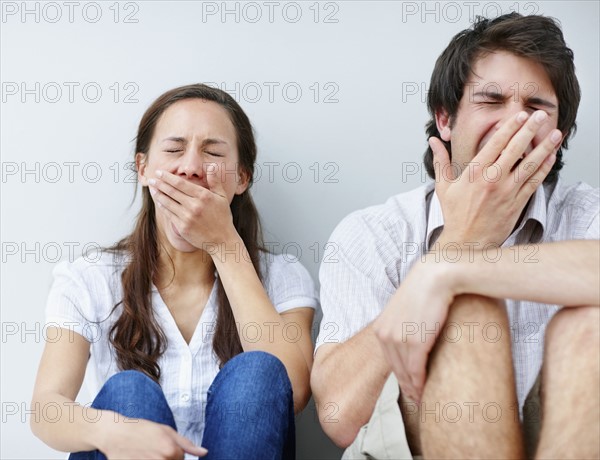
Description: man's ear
xmin=435 ymin=109 xmax=452 ymax=142
xmin=135 ymin=152 xmax=148 ymax=186
xmin=235 ymin=167 xmax=251 ymax=195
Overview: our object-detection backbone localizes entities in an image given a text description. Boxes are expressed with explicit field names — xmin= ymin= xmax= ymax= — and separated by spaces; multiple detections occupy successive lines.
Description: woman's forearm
xmin=30 ymin=392 xmax=114 ymax=453
xmin=210 ymin=231 xmax=312 ymax=408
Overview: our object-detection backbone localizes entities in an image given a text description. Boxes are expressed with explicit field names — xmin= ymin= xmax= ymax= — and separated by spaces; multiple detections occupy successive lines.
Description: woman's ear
xmin=235 ymin=168 xmax=251 ymax=195
xmin=435 ymin=109 xmax=452 ymax=142
xmin=135 ymin=152 xmax=148 ymax=186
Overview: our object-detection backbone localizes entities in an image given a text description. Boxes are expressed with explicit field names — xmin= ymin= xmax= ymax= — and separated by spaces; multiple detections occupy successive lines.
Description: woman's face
xmin=136 ymin=98 xmax=249 ymax=252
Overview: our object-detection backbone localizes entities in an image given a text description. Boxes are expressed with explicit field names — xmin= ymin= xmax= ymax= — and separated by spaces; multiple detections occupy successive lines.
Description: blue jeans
xmin=70 ymin=351 xmax=295 ymax=459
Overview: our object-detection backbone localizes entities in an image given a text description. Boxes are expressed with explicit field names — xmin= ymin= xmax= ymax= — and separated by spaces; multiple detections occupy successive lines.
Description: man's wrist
xmin=423 ymin=250 xmax=463 ymax=298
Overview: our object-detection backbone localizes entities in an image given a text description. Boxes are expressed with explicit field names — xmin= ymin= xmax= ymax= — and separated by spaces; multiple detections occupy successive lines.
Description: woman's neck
xmin=154 ymin=246 xmax=216 ymax=290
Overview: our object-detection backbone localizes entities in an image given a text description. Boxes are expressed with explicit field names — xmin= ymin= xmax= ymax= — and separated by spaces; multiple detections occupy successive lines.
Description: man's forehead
xmin=463 ymin=62 xmax=557 ymax=102
xmin=466 ymin=51 xmax=557 ymax=94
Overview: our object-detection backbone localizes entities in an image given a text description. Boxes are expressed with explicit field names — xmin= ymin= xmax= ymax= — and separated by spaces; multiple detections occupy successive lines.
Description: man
xmin=311 ymin=13 xmax=599 ymax=459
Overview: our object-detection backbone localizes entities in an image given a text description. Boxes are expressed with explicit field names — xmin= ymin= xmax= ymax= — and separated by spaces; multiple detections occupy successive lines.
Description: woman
xmin=31 ymin=84 xmax=318 ymax=459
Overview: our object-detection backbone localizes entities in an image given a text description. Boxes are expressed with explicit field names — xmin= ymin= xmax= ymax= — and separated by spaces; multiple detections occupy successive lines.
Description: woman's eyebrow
xmin=161 ymin=136 xmax=186 ymax=143
xmin=201 ymin=138 xmax=228 ymax=147
xmin=160 ymin=137 xmax=228 ymax=146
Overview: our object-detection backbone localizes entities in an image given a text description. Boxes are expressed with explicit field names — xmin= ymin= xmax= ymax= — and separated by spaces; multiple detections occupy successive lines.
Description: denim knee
xmin=203 ymin=352 xmax=295 ymax=458
xmin=96 ymin=370 xmax=161 ymax=403
xmin=215 ymin=351 xmax=291 ymax=394
xmin=69 ymin=370 xmax=176 ymax=460
xmin=92 ymin=370 xmax=174 ymax=425
xmin=207 ymin=351 xmax=293 ymax=418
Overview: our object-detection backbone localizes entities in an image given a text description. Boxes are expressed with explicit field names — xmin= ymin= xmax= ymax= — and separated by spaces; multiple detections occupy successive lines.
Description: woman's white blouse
xmin=44 ymin=250 xmax=319 ymax=448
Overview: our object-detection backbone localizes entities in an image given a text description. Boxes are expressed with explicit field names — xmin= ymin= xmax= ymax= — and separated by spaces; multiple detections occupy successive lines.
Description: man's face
xmin=437 ymin=51 xmax=559 ymax=169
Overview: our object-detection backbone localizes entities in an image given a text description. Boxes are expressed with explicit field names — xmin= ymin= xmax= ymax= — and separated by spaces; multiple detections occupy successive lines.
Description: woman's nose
xmin=178 ymin=150 xmax=204 ymax=180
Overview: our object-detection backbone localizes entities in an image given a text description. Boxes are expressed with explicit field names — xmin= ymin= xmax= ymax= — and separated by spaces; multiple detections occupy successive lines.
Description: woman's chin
xmin=167 ymin=234 xmax=198 ymax=252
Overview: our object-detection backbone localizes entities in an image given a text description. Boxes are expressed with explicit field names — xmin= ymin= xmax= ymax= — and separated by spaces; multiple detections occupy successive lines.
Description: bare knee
xmin=442 ymin=294 xmax=510 ymax=344
xmin=422 ymin=295 xmax=522 ymax=458
xmin=537 ymin=306 xmax=600 ymax=459
xmin=450 ymin=294 xmax=507 ymax=318
xmin=542 ymin=305 xmax=599 ymax=396
xmin=545 ymin=305 xmax=600 ymax=352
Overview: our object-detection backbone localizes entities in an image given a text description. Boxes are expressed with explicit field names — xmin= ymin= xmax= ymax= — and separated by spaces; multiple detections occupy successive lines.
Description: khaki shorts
xmin=342 ymin=373 xmax=542 ymax=460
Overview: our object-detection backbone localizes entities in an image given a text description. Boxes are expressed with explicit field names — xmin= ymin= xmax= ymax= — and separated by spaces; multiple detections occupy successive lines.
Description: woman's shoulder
xmin=46 ymin=249 xmax=130 ymax=331
xmin=51 ymin=248 xmax=130 ymax=291
xmin=258 ymin=250 xmax=319 ymax=312
xmin=259 ymin=250 xmax=307 ymax=276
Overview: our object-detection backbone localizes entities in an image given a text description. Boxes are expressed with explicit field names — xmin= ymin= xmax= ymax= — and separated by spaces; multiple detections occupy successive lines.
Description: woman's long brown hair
xmin=104 ymin=84 xmax=264 ymax=382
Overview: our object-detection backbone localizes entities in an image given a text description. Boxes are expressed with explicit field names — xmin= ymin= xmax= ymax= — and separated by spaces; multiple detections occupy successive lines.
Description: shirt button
xmin=181 ymin=393 xmax=190 ymax=402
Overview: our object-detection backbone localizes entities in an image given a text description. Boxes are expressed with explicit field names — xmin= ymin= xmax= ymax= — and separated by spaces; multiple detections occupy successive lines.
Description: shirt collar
xmin=425 ymin=183 xmax=548 ymax=251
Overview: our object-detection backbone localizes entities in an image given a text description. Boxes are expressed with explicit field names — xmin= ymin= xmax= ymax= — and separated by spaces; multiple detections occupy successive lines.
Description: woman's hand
xmin=149 ymin=166 xmax=236 ymax=248
xmin=98 ymin=414 xmax=207 ymax=459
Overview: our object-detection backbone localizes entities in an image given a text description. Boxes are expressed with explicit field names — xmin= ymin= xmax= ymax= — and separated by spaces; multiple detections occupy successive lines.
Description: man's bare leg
xmin=536 ymin=305 xmax=600 ymax=459
xmin=405 ymin=294 xmax=525 ymax=458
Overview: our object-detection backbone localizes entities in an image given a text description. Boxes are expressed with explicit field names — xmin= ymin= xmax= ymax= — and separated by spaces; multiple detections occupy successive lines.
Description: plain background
xmin=1 ymin=1 xmax=598 ymax=458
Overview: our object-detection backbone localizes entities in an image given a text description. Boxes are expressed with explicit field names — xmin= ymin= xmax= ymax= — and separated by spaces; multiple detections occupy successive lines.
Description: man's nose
xmin=493 ymin=102 xmax=528 ymax=131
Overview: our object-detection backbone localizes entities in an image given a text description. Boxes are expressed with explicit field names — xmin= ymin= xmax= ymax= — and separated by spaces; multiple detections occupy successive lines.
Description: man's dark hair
xmin=423 ymin=13 xmax=581 ymax=183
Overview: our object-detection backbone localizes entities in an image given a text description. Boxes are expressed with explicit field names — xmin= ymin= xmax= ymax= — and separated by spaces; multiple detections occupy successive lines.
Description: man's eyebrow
xmin=526 ymin=97 xmax=557 ymax=110
xmin=472 ymin=91 xmax=504 ymax=100
xmin=471 ymin=91 xmax=557 ymax=110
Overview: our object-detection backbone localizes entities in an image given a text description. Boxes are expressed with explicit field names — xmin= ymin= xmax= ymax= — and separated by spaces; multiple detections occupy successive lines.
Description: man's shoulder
xmin=550 ymin=180 xmax=599 ymax=204
xmin=329 ymin=183 xmax=433 ymax=245
xmin=547 ymin=180 xmax=599 ymax=216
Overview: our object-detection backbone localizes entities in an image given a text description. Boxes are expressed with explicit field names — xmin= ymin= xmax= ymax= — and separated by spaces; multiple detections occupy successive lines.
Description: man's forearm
xmin=447 ymin=240 xmax=600 ymax=307
xmin=311 ymin=323 xmax=391 ymax=448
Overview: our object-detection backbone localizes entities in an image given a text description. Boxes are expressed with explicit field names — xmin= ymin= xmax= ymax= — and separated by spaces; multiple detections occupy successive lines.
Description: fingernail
xmin=550 ymin=130 xmax=562 ymax=144
xmin=148 ymin=178 xmax=156 ymax=186
xmin=149 ymin=187 xmax=157 ymax=196
xmin=156 ymin=170 xmax=163 ymax=177
xmin=534 ymin=111 xmax=547 ymax=122
xmin=428 ymin=137 xmax=437 ymax=152
xmin=516 ymin=112 xmax=528 ymax=123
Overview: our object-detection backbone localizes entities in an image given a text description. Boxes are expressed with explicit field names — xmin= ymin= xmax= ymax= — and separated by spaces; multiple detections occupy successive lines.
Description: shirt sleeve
xmin=315 ymin=212 xmax=398 ymax=353
xmin=45 ymin=259 xmax=97 ymax=342
xmin=264 ymin=254 xmax=319 ymax=313
xmin=585 ymin=212 xmax=600 ymax=240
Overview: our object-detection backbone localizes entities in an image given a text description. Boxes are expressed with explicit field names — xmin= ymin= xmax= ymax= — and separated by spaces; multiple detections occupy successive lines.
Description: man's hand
xmin=373 ymin=257 xmax=455 ymax=404
xmin=431 ymin=110 xmax=562 ymax=247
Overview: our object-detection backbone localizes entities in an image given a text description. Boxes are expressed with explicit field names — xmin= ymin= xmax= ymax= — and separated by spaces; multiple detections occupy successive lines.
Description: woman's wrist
xmin=209 ymin=227 xmax=245 ymax=264
xmin=89 ymin=409 xmax=118 ymax=453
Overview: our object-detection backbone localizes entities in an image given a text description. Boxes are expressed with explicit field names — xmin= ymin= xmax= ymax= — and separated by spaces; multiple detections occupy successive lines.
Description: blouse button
xmin=181 ymin=393 xmax=190 ymax=402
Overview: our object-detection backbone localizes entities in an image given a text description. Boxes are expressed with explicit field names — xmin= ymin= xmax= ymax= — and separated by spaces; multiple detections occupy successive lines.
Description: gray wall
xmin=2 ymin=1 xmax=598 ymax=458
